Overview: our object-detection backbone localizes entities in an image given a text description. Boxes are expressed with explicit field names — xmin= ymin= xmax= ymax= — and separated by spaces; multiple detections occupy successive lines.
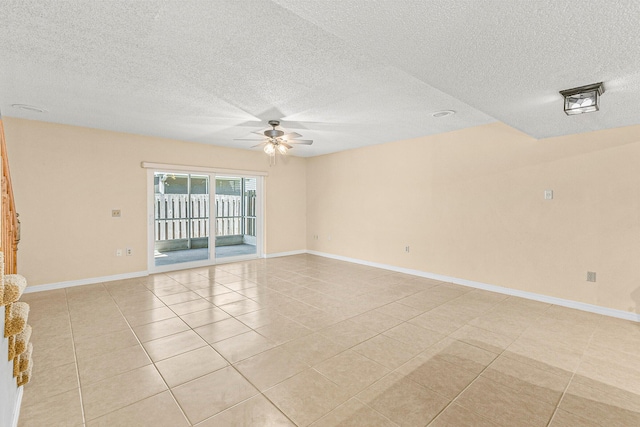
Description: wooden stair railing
xmin=0 ymin=114 xmax=20 ymax=274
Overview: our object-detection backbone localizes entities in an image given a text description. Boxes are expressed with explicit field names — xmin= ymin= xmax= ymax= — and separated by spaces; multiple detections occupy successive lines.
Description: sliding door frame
xmin=144 ymin=162 xmax=266 ymax=274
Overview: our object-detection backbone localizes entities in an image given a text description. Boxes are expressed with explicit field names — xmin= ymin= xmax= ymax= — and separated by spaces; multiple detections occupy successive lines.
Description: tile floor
xmin=17 ymin=254 xmax=640 ymax=426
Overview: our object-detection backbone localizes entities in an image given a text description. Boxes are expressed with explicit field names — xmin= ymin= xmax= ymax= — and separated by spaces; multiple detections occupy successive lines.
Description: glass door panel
xmin=154 ymin=172 xmax=210 ymax=266
xmin=215 ymin=176 xmax=257 ymax=259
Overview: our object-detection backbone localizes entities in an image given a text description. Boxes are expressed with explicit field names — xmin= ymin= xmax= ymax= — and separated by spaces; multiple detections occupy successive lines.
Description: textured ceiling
xmin=1 ymin=1 xmax=639 ymax=157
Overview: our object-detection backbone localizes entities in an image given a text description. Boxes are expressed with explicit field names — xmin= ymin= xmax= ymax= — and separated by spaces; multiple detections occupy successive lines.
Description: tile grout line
xmin=135 ymin=270 xmax=299 ymax=426
xmin=544 ymin=314 xmax=601 ymax=426
xmin=104 ymin=275 xmax=194 ymax=426
xmin=63 ymin=287 xmax=88 ymax=426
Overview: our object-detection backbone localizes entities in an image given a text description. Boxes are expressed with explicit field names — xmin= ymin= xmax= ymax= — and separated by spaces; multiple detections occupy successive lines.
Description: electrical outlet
xmin=116 ymin=249 xmax=122 ymax=257
xmin=112 ymin=209 xmax=122 ymax=217
xmin=544 ymin=190 xmax=553 ymax=200
xmin=313 ymin=234 xmax=319 ymax=240
xmin=405 ymin=246 xmax=410 ymax=253
xmin=126 ymin=247 xmax=133 ymax=256
xmin=587 ymin=271 xmax=596 ymax=282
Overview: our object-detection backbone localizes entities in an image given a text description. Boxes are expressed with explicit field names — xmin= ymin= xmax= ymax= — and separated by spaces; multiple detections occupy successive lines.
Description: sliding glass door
xmin=153 ymin=172 xmax=210 ymax=267
xmin=148 ymin=168 xmax=263 ymax=272
xmin=215 ymin=176 xmax=257 ymax=259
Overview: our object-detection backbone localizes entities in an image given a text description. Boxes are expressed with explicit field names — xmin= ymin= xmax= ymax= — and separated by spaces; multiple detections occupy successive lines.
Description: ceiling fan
xmin=235 ymin=120 xmax=313 ymax=163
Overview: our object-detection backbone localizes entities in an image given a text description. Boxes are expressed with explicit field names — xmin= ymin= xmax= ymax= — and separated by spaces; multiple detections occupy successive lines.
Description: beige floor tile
xmin=310 ymin=398 xmax=398 ymax=427
xmin=519 ymin=318 xmax=594 ymax=351
xmin=143 ymin=330 xmax=207 ymax=362
xmin=352 ymin=334 xmax=422 ymax=369
xmin=155 ymin=345 xmax=228 ymax=387
xmin=235 ymin=309 xmax=285 ymax=329
xmin=116 ymin=293 xmax=166 ymax=313
xmin=482 ymin=356 xmax=571 ymax=405
xmin=180 ymin=306 xmax=231 ymax=328
xmin=398 ymin=354 xmax=479 ymax=399
xmin=469 ymin=310 xmax=534 ymax=338
xmin=207 ymin=292 xmax=247 ymax=306
xmin=172 ymin=366 xmax=258 ymax=424
xmin=449 ymin=325 xmax=515 ymax=354
xmin=196 ymin=394 xmax=295 ymax=426
xmin=74 ymin=328 xmax=139 ymax=361
xmin=166 ymin=270 xmax=208 ymax=283
xmin=82 ymin=364 xmax=167 ymax=421
xmin=149 ymin=283 xmax=191 ymax=297
xmin=429 ymin=403 xmax=499 ymax=427
xmin=31 ymin=335 xmax=76 ymax=370
xmin=20 ymin=255 xmax=640 ymax=427
xmin=456 ymin=376 xmax=556 ymax=427
xmin=193 ymin=284 xmax=234 ymax=298
xmin=349 ymin=310 xmax=404 ymax=333
xmin=571 ymin=373 xmax=640 ymax=409
xmin=169 ymin=298 xmax=214 ymax=315
xmin=157 ymin=290 xmax=202 ymax=306
xmin=265 ymin=369 xmax=351 ymax=426
xmin=27 ymin=312 xmax=72 ymax=341
xmin=86 ymin=391 xmax=189 ymax=427
xmin=357 ymin=372 xmax=449 ymax=426
xmin=559 ymin=380 xmax=640 ymax=426
xmin=124 ymin=306 xmax=177 ymax=327
xmin=235 ymin=346 xmax=308 ymax=391
xmin=504 ymin=336 xmax=582 ymax=376
xmin=315 ymin=350 xmax=390 ymax=396
xmin=218 ymin=299 xmax=262 ymax=316
xmin=382 ymin=322 xmax=444 ymax=350
xmin=576 ymin=354 xmax=640 ymax=395
xmin=255 ymin=318 xmax=313 ymax=345
xmin=418 ymin=338 xmax=498 ymax=375
xmin=18 ymin=387 xmax=83 ymax=427
xmin=279 ymin=333 xmax=349 ymax=365
xmin=408 ymin=309 xmax=473 ymax=335
xmin=22 ymin=362 xmax=78 ymax=405
xmin=211 ymin=330 xmax=276 ymax=363
xmin=548 ymin=409 xmax=602 ymax=427
xmin=71 ymin=315 xmax=131 ymax=342
xmin=78 ymin=344 xmax=151 ymax=385
xmin=133 ymin=317 xmax=190 ymax=342
xmin=290 ymin=309 xmax=345 ymax=331
xmin=195 ymin=317 xmax=252 ymax=344
xmin=104 ymin=281 xmax=150 ymax=297
xmin=319 ymin=320 xmax=379 ymax=348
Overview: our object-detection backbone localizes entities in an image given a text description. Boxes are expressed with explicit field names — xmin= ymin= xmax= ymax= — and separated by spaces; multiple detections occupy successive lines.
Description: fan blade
xmin=251 ymin=130 xmax=267 ymax=137
xmin=288 ymin=139 xmax=313 ymax=145
xmin=234 ymin=138 xmax=266 ymax=141
xmin=281 ymin=132 xmax=302 ymax=140
xmin=251 ymin=142 xmax=267 ymax=148
xmin=281 ymin=142 xmax=293 ymax=149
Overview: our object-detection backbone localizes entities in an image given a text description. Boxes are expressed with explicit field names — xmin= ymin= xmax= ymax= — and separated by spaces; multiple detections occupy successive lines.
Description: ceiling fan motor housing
xmin=265 ymin=129 xmax=284 ymax=138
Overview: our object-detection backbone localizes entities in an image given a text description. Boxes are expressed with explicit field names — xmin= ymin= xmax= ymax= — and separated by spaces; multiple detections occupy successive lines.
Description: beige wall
xmin=307 ymin=122 xmax=640 ymax=314
xmin=4 ymin=117 xmax=640 ymax=315
xmin=4 ymin=118 xmax=307 ymax=286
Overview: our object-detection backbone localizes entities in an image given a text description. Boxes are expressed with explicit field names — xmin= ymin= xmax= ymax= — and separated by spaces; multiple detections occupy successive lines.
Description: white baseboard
xmin=23 ymin=271 xmax=148 ymax=294
xmin=20 ymin=250 xmax=640 ymax=323
xmin=265 ymin=250 xmax=307 ymax=259
xmin=307 ymin=250 xmax=640 ymax=323
xmin=12 ymin=387 xmax=22 ymax=427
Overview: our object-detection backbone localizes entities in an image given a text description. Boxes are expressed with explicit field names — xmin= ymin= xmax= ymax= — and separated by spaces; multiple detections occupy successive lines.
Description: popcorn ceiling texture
xmin=2 ymin=1 xmax=637 ymax=156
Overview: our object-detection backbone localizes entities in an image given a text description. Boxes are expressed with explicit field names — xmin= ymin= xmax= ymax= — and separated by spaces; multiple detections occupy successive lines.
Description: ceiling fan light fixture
xmin=264 ymin=142 xmax=275 ymax=155
xmin=277 ymin=144 xmax=288 ymax=155
xmin=560 ymin=82 xmax=604 ymax=115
